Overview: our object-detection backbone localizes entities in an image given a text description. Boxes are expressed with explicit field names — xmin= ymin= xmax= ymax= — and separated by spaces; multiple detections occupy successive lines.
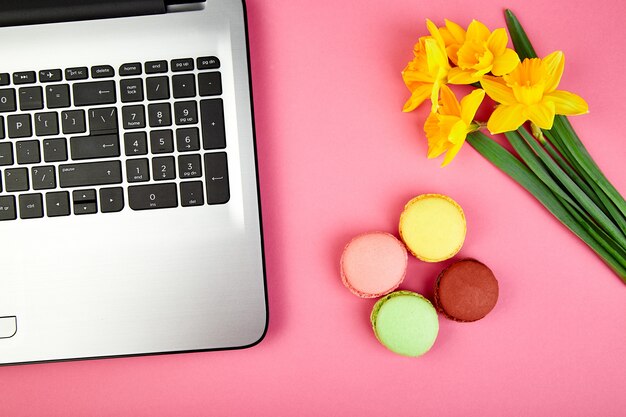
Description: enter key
xmin=70 ymin=134 xmax=120 ymax=160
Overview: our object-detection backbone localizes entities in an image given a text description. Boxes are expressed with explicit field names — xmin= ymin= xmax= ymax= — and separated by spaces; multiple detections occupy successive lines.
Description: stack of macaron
xmin=341 ymin=194 xmax=499 ymax=357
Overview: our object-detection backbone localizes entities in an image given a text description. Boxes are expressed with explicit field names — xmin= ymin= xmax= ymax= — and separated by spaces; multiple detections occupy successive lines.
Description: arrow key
xmin=45 ymin=191 xmax=70 ymax=217
xmin=100 ymin=187 xmax=124 ymax=213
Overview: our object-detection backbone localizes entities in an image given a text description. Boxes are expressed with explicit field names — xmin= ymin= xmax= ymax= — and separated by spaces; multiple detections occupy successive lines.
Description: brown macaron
xmin=434 ymin=259 xmax=499 ymax=322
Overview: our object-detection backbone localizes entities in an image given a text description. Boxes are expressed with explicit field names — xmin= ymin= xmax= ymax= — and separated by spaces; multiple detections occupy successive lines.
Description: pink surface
xmin=341 ymin=232 xmax=407 ymax=297
xmin=2 ymin=0 xmax=626 ymax=415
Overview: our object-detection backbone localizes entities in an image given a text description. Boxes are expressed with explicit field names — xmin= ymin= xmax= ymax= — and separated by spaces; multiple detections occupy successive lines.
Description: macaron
xmin=399 ymin=194 xmax=466 ymax=262
xmin=371 ymin=291 xmax=439 ymax=357
xmin=341 ymin=232 xmax=408 ymax=298
xmin=434 ymin=259 xmax=499 ymax=322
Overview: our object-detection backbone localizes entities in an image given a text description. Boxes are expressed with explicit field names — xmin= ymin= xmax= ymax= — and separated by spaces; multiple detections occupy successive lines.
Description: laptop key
xmin=31 ymin=166 xmax=56 ymax=190
xmin=0 ymin=89 xmax=17 ymax=113
xmin=150 ymin=130 xmax=174 ymax=153
xmin=178 ymin=154 xmax=202 ymax=178
xmin=176 ymin=128 xmax=200 ymax=152
xmin=180 ymin=181 xmax=204 ymax=207
xmin=172 ymin=74 xmax=196 ymax=98
xmin=46 ymin=84 xmax=71 ymax=109
xmin=174 ymin=101 xmax=198 ymax=125
xmin=34 ymin=112 xmax=59 ymax=136
xmin=73 ymin=81 xmax=116 ymax=106
xmin=5 ymin=168 xmax=29 ymax=192
xmin=119 ymin=63 xmax=142 ymax=76
xmin=43 ymin=138 xmax=68 ymax=162
xmin=120 ymin=78 xmax=144 ymax=102
xmin=88 ymin=107 xmax=118 ymax=134
xmin=200 ymin=99 xmax=225 ymax=149
xmin=7 ymin=114 xmax=32 ymax=138
xmin=0 ymin=195 xmax=17 ymax=221
xmin=145 ymin=60 xmax=168 ymax=74
xmin=0 ymin=142 xmax=13 ymax=166
xmin=148 ymin=103 xmax=171 ymax=127
xmin=59 ymin=160 xmax=122 ymax=188
xmin=124 ymin=132 xmax=148 ymax=156
xmin=171 ymin=58 xmax=194 ymax=72
xmin=91 ymin=65 xmax=115 ymax=79
xmin=204 ymin=152 xmax=230 ymax=204
xmin=13 ymin=72 xmax=36 ymax=85
xmin=152 ymin=156 xmax=176 ymax=181
xmin=70 ymin=134 xmax=120 ymax=160
xmin=39 ymin=69 xmax=62 ymax=83
xmin=16 ymin=140 xmax=41 ymax=164
xmin=121 ymin=105 xmax=146 ymax=129
xmin=45 ymin=191 xmax=70 ymax=217
xmin=19 ymin=194 xmax=43 ymax=219
xmin=65 ymin=67 xmax=88 ymax=81
xmin=19 ymin=87 xmax=43 ymax=111
xmin=197 ymin=56 xmax=220 ymax=70
xmin=198 ymin=72 xmax=222 ymax=96
xmin=100 ymin=187 xmax=124 ymax=213
xmin=128 ymin=183 xmax=178 ymax=210
xmin=126 ymin=158 xmax=150 ymax=183
xmin=0 ymin=116 xmax=3 ymax=139
xmin=61 ymin=110 xmax=86 ymax=134
xmin=146 ymin=77 xmax=170 ymax=100
xmin=0 ymin=73 xmax=9 ymax=86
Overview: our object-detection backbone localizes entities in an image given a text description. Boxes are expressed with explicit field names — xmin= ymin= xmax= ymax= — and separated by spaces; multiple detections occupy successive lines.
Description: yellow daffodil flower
xmin=424 ymin=85 xmax=485 ymax=166
xmin=481 ymin=51 xmax=589 ymax=134
xmin=402 ymin=20 xmax=451 ymax=113
xmin=445 ymin=20 xmax=520 ymax=85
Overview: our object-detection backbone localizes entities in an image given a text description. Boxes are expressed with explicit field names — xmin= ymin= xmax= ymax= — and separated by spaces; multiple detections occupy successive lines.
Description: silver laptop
xmin=0 ymin=0 xmax=267 ymax=365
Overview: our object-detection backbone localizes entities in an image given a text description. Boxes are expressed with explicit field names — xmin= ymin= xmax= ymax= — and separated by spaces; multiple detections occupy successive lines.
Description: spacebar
xmin=59 ymin=161 xmax=122 ymax=188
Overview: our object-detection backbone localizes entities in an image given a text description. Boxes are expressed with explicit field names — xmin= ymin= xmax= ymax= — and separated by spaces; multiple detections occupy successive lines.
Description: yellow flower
xmin=446 ymin=20 xmax=520 ymax=85
xmin=482 ymin=51 xmax=589 ymax=134
xmin=402 ymin=20 xmax=451 ymax=113
xmin=438 ymin=19 xmax=466 ymax=66
xmin=424 ymin=85 xmax=486 ymax=166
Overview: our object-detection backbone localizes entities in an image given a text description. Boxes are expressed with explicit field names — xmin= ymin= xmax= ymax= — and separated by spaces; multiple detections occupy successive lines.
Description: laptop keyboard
xmin=0 ymin=56 xmax=230 ymax=220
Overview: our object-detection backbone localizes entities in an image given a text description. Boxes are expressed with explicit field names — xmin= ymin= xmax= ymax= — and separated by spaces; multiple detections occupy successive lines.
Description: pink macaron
xmin=340 ymin=232 xmax=408 ymax=298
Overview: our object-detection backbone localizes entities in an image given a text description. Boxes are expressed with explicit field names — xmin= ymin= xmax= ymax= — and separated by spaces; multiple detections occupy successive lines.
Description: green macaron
xmin=370 ymin=291 xmax=439 ymax=357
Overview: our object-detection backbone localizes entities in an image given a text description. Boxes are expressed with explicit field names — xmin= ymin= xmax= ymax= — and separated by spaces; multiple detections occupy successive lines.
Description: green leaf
xmin=467 ymin=131 xmax=626 ymax=281
xmin=517 ymin=127 xmax=626 ymax=250
xmin=506 ymin=129 xmax=626 ymax=262
xmin=504 ymin=9 xmax=538 ymax=60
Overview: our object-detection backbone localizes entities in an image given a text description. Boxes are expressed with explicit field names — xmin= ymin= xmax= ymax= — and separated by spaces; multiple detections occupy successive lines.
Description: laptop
xmin=0 ymin=0 xmax=267 ymax=365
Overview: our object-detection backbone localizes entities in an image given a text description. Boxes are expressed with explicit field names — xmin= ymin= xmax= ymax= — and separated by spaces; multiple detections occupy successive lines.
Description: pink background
xmin=2 ymin=0 xmax=626 ymax=415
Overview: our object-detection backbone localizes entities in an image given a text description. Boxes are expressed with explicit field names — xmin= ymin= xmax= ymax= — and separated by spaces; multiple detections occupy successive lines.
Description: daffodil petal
xmin=430 ymin=79 xmax=442 ymax=112
xmin=524 ymin=101 xmax=556 ymax=129
xmin=442 ymin=139 xmax=464 ymax=166
xmin=424 ymin=38 xmax=449 ymax=75
xmin=448 ymin=67 xmax=479 ymax=85
xmin=444 ymin=19 xmax=466 ymax=44
xmin=449 ymin=120 xmax=467 ymax=144
xmin=487 ymin=28 xmax=508 ymax=56
xmin=491 ymin=48 xmax=520 ymax=76
xmin=438 ymin=85 xmax=461 ymax=116
xmin=466 ymin=20 xmax=490 ymax=42
xmin=460 ymin=89 xmax=486 ymax=125
xmin=487 ymin=104 xmax=527 ymax=134
xmin=480 ymin=75 xmax=516 ymax=105
xmin=426 ymin=19 xmax=447 ymax=50
xmin=543 ymin=51 xmax=565 ymax=93
xmin=402 ymin=84 xmax=432 ymax=112
xmin=545 ymin=90 xmax=589 ymax=115
xmin=446 ymin=45 xmax=460 ymax=65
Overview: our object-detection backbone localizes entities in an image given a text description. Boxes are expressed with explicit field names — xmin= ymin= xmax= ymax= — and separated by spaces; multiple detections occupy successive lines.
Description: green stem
xmin=517 ymin=127 xmax=626 ymax=250
xmin=504 ymin=9 xmax=538 ymax=59
xmin=505 ymin=130 xmax=626 ymax=264
xmin=467 ymin=131 xmax=626 ymax=282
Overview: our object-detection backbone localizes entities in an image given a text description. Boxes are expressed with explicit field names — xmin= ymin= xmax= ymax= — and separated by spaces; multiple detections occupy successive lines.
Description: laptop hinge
xmin=0 ymin=0 xmax=206 ymax=28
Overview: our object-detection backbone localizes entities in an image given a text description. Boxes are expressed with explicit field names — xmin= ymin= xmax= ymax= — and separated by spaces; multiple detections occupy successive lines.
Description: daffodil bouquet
xmin=402 ymin=10 xmax=626 ymax=283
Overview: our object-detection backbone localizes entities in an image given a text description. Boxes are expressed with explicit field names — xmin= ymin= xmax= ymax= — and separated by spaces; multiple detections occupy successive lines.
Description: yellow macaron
xmin=399 ymin=194 xmax=466 ymax=262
